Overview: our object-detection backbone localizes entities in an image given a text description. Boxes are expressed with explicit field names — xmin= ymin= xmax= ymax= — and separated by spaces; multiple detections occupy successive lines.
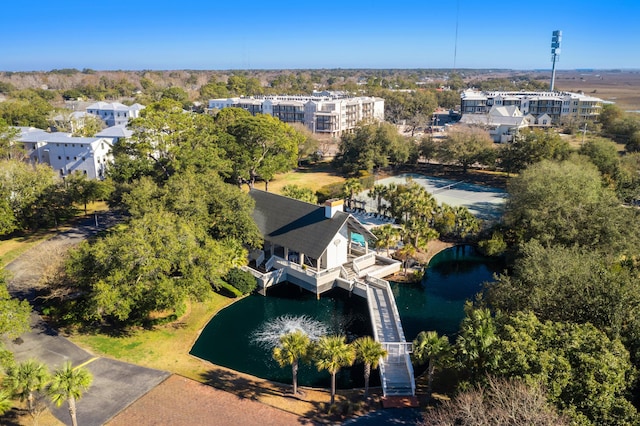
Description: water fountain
xmin=252 ymin=315 xmax=328 ymax=350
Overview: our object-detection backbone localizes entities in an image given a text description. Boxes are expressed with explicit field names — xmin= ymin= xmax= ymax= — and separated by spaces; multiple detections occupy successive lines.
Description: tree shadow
xmin=199 ymin=367 xmax=324 ymax=424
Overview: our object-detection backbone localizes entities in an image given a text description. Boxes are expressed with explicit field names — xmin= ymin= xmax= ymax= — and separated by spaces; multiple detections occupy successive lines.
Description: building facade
xmin=208 ymin=95 xmax=385 ymax=137
xmin=460 ymin=90 xmax=603 ymax=124
xmin=86 ymin=102 xmax=145 ymax=127
xmin=17 ymin=127 xmax=113 ymax=180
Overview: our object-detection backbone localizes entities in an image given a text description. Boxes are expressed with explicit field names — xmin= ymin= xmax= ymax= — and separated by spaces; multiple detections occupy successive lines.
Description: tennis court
xmin=358 ymin=173 xmax=507 ymax=222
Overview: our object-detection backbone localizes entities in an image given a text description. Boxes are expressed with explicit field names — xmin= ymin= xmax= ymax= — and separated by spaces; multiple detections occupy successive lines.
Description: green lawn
xmin=69 ymin=292 xmax=236 ymax=381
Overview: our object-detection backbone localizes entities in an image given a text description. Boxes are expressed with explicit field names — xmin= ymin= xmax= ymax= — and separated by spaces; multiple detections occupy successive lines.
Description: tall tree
xmin=371 ymin=224 xmax=400 ymax=257
xmin=6 ymin=360 xmax=50 ymax=418
xmin=341 ymin=178 xmax=362 ymax=210
xmin=353 ymin=336 xmax=387 ymax=398
xmin=437 ymin=126 xmax=494 ymax=173
xmin=225 ymin=114 xmax=301 ymax=189
xmin=48 ymin=362 xmax=93 ymax=426
xmin=314 ymin=335 xmax=356 ymax=405
xmin=499 ymin=128 xmax=571 ymax=174
xmin=455 ymin=306 xmax=501 ymax=383
xmin=504 ymin=157 xmax=638 ymax=254
xmin=412 ymin=331 xmax=451 ymax=396
xmin=272 ymin=330 xmax=311 ymax=396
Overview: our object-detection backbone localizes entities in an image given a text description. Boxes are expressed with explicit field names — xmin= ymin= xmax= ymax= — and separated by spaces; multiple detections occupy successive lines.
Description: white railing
xmin=255 ymin=251 xmax=265 ymax=267
xmin=265 ymin=255 xmax=276 ymax=271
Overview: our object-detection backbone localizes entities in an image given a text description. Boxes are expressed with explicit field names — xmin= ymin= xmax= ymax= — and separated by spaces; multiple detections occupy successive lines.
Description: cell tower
xmin=550 ymin=30 xmax=562 ymax=91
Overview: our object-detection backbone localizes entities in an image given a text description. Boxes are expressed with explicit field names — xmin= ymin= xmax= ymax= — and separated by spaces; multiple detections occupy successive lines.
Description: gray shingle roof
xmin=249 ymin=189 xmax=351 ymax=260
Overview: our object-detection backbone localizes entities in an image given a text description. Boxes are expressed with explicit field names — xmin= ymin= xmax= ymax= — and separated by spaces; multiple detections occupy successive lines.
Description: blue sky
xmin=1 ymin=0 xmax=638 ymax=71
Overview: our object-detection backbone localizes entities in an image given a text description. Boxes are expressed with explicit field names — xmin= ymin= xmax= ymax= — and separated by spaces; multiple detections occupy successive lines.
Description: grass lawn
xmin=0 ymin=201 xmax=109 ymax=268
xmin=259 ymin=163 xmax=346 ymax=194
xmin=68 ymin=292 xmax=234 ymax=380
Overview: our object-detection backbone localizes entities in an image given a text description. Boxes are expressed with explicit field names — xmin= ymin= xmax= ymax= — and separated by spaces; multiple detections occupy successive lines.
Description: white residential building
xmin=208 ymin=95 xmax=385 ymax=137
xmin=460 ymin=105 xmax=550 ymax=143
xmin=460 ymin=90 xmax=603 ymax=124
xmin=17 ymin=127 xmax=113 ymax=180
xmin=86 ymin=102 xmax=145 ymax=127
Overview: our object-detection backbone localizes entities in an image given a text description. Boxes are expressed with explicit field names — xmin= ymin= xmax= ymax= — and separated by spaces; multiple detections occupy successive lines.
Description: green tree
xmin=0 ymin=118 xmax=20 ymax=159
xmin=367 ymin=184 xmax=387 ymax=215
xmin=353 ymin=336 xmax=387 ymax=398
xmin=437 ymin=126 xmax=494 ymax=173
xmin=5 ymin=360 xmax=50 ymax=418
xmin=0 ymin=274 xmax=31 ymax=340
xmin=225 ymin=114 xmax=301 ymax=189
xmin=272 ymin=330 xmax=311 ymax=396
xmin=504 ymin=157 xmax=638 ymax=253
xmin=281 ymin=184 xmax=318 ymax=204
xmin=48 ymin=362 xmax=93 ymax=426
xmin=371 ymin=224 xmax=400 ymax=257
xmin=579 ymin=137 xmax=620 ymax=181
xmin=455 ymin=306 xmax=501 ymax=383
xmin=314 ymin=335 xmax=356 ymax=405
xmin=499 ymin=128 xmax=571 ymax=174
xmin=0 ymin=159 xmax=56 ymax=233
xmin=341 ymin=178 xmax=362 ymax=210
xmin=492 ymin=311 xmax=638 ymax=425
xmin=412 ymin=331 xmax=451 ymax=396
xmin=0 ymin=388 xmax=12 ymax=416
xmin=66 ymin=173 xmax=112 ymax=213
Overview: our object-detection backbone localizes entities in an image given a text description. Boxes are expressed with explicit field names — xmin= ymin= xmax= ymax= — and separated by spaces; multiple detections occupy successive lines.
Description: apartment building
xmin=86 ymin=101 xmax=145 ymax=127
xmin=208 ymin=95 xmax=385 ymax=137
xmin=460 ymin=90 xmax=603 ymax=123
xmin=17 ymin=127 xmax=113 ymax=180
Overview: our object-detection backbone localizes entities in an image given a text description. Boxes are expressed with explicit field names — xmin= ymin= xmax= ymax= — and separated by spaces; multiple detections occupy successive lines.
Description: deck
xmin=243 ymin=251 xmax=416 ymax=397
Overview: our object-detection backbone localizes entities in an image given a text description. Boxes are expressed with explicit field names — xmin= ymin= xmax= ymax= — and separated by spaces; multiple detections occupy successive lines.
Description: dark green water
xmin=190 ymin=245 xmax=500 ymax=388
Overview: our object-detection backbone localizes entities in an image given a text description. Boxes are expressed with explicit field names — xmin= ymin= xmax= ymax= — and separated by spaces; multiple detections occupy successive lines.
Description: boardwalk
xmin=365 ymin=278 xmax=415 ymax=396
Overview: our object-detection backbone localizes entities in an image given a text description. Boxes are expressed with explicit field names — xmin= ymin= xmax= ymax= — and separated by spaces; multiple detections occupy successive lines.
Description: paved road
xmin=2 ymin=211 xmax=169 ymax=426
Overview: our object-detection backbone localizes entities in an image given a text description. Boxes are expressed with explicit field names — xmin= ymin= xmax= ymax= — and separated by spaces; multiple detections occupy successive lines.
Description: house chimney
xmin=324 ymin=198 xmax=344 ymax=218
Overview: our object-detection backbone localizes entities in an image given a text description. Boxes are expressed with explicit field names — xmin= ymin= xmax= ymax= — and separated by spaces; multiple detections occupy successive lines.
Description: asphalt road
xmin=2 ymin=210 xmax=169 ymax=426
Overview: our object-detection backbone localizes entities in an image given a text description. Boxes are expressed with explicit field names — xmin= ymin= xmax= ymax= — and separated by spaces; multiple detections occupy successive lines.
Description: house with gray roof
xmin=17 ymin=127 xmax=113 ymax=180
xmin=246 ymin=190 xmax=400 ymax=297
xmin=86 ymin=102 xmax=145 ymax=127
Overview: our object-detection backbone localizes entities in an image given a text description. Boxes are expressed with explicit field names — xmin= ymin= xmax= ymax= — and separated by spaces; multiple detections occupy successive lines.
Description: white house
xmin=86 ymin=102 xmax=145 ymax=127
xmin=96 ymin=124 xmax=133 ymax=144
xmin=17 ymin=127 xmax=113 ymax=180
xmin=459 ymin=105 xmax=535 ymax=143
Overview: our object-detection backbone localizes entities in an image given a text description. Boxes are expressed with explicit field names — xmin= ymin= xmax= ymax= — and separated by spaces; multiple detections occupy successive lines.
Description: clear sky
xmin=1 ymin=0 xmax=638 ymax=71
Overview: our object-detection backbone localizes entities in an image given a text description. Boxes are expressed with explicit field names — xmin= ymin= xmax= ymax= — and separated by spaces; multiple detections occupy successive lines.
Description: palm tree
xmin=353 ymin=336 xmax=387 ymax=398
xmin=0 ymin=388 xmax=12 ymax=416
xmin=395 ymin=240 xmax=416 ymax=276
xmin=367 ymin=184 xmax=387 ymax=215
xmin=314 ymin=335 xmax=356 ymax=405
xmin=5 ymin=359 xmax=50 ymax=416
xmin=456 ymin=307 xmax=501 ymax=382
xmin=342 ymin=178 xmax=362 ymax=211
xmin=48 ymin=362 xmax=93 ymax=426
xmin=272 ymin=330 xmax=311 ymax=396
xmin=371 ymin=224 xmax=400 ymax=257
xmin=412 ymin=331 xmax=451 ymax=396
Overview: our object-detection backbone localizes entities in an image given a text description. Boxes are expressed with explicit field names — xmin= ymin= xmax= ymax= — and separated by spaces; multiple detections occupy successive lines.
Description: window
xmin=74 ymin=157 xmax=77 ymax=160
xmin=66 ymin=156 xmax=69 ymax=160
xmin=57 ymin=156 xmax=61 ymax=160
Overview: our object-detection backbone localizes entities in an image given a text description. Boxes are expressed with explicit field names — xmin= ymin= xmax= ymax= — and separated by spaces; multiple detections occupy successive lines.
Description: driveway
xmin=2 ymin=211 xmax=169 ymax=426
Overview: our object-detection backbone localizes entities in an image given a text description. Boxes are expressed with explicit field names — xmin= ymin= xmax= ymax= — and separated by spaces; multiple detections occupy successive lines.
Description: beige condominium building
xmin=208 ymin=94 xmax=385 ymax=137
xmin=460 ymin=90 xmax=603 ymax=124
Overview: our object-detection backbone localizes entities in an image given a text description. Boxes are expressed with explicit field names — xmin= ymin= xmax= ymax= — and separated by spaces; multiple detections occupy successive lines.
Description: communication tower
xmin=550 ymin=30 xmax=562 ymax=91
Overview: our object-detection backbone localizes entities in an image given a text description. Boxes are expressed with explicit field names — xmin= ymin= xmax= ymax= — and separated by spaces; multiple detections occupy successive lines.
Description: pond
xmin=190 ymin=245 xmax=502 ymax=388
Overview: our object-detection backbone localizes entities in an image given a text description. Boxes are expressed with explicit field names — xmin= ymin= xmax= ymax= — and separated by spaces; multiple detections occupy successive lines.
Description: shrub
xmin=224 ymin=268 xmax=257 ymax=294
